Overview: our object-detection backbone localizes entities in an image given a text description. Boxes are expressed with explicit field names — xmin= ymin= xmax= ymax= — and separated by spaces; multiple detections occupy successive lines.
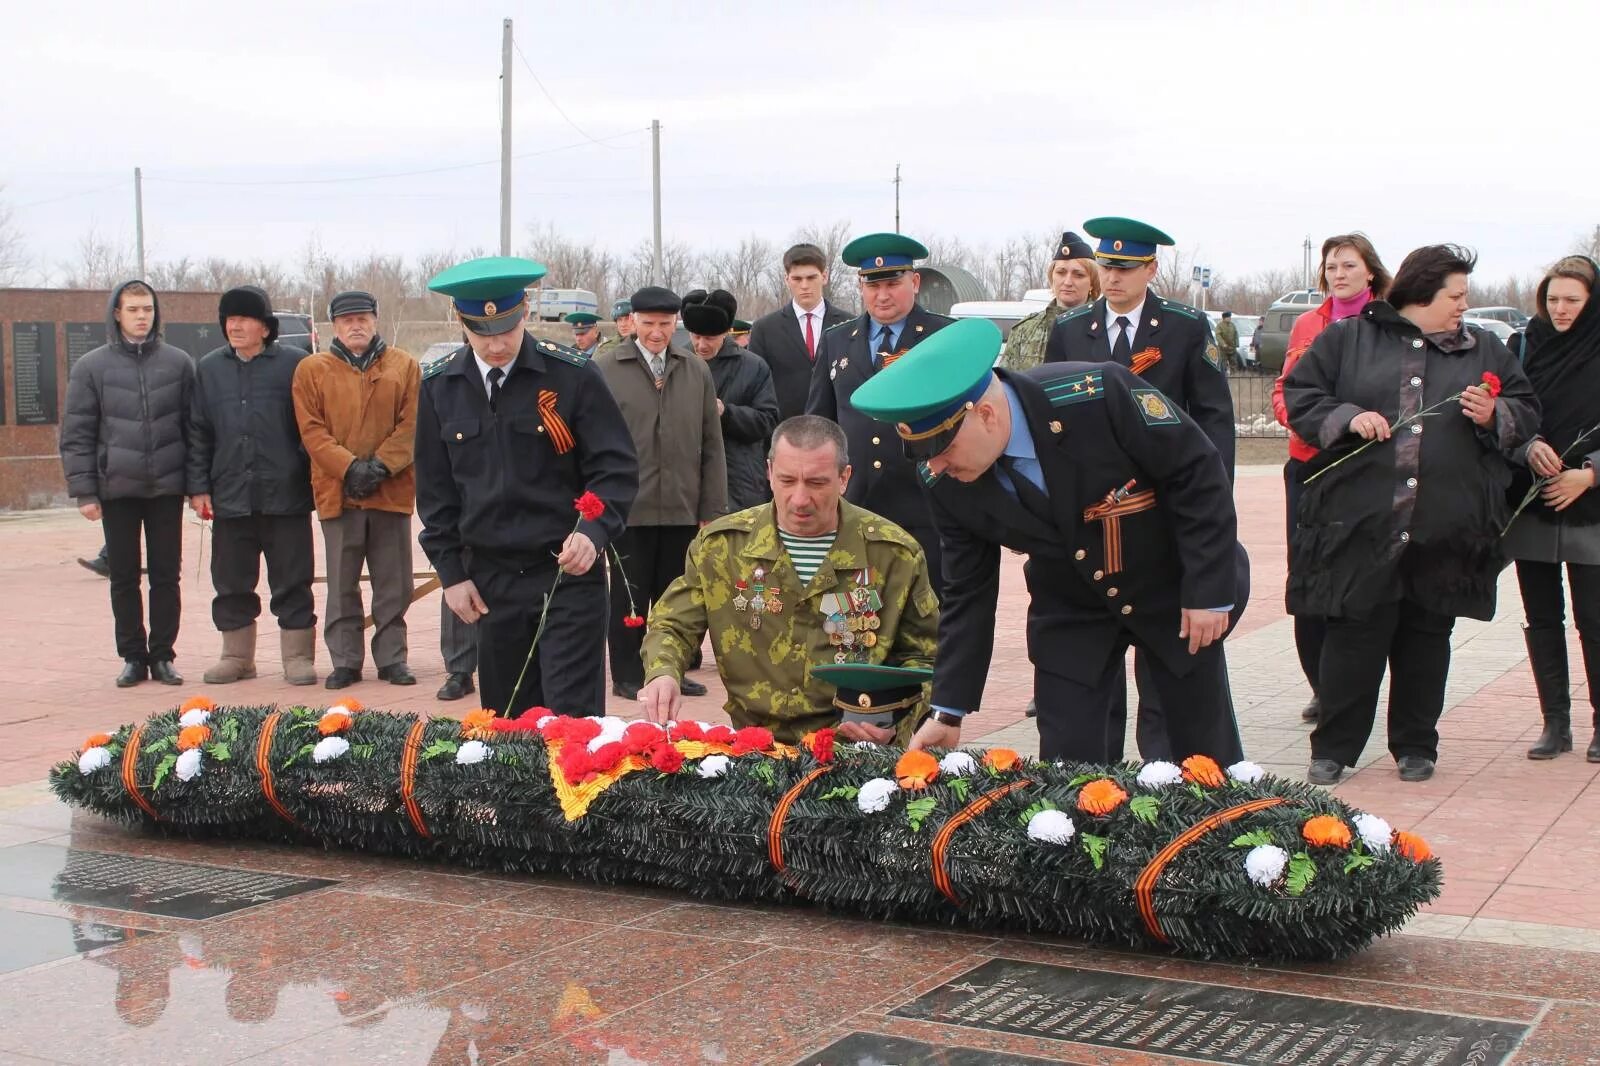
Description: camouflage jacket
xmin=641 ymin=499 xmax=940 ymax=743
xmin=1001 ymin=299 xmax=1068 ymax=372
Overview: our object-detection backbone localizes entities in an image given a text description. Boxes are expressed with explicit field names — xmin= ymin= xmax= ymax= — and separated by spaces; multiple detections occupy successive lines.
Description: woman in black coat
xmin=1284 ymin=245 xmax=1539 ymax=785
xmin=1504 ymin=255 xmax=1600 ymax=762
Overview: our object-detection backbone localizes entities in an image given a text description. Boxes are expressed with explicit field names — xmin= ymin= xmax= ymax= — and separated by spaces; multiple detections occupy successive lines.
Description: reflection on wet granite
xmin=0 ymin=907 xmax=152 ymax=974
xmin=793 ymin=1030 xmax=1082 ymax=1065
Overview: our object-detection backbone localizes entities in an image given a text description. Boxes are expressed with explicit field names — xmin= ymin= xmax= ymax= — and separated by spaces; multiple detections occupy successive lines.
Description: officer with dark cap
xmin=1042 ymin=217 xmax=1238 ymax=761
xmin=805 ymin=232 xmax=953 ymax=594
xmin=850 ymin=318 xmax=1247 ymax=766
xmin=1003 ymin=230 xmax=1100 ymax=372
xmin=415 ymin=256 xmax=639 ymax=717
xmin=565 ymin=311 xmax=602 ymax=358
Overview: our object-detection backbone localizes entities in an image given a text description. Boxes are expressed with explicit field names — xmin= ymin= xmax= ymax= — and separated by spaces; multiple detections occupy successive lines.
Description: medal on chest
xmin=821 ymin=569 xmax=883 ymax=663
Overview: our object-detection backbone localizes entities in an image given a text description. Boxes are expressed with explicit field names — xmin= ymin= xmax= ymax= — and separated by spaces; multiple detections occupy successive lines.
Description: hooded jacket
xmin=59 ymin=281 xmax=196 ymax=502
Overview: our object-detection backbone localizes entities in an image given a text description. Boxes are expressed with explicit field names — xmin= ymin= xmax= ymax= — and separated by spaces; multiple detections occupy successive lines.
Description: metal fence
xmin=1230 ymin=368 xmax=1287 ymax=438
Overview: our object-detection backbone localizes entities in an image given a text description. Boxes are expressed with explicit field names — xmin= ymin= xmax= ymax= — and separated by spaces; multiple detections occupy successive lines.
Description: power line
xmin=12 ymin=179 xmax=126 ymax=211
xmin=511 ymin=38 xmax=627 ymax=149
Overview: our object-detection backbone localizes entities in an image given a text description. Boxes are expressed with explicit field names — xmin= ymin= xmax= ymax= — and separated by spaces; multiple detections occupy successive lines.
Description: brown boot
xmin=281 ymin=627 xmax=318 ymax=686
xmin=202 ymin=623 xmax=258 ymax=684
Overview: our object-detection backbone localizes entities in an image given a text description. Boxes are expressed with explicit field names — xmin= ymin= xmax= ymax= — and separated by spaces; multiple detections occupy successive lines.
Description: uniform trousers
xmin=102 ymin=495 xmax=184 ymax=663
xmin=210 ymin=513 xmax=316 ymax=633
xmin=320 ymin=508 xmax=411 ymax=671
xmin=1311 ymin=598 xmax=1455 ymax=766
xmin=474 ymin=559 xmax=606 ymax=716
xmin=440 ymin=597 xmax=478 ymax=675
xmin=607 ymin=525 xmax=698 ymax=687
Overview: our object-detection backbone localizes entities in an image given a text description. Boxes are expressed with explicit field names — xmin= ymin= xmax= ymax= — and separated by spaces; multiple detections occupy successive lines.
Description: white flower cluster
xmin=938 ymin=751 xmax=979 ymax=776
xmin=1226 ymin=761 xmax=1265 ymax=784
xmin=456 ymin=740 xmax=491 ymax=765
xmin=856 ymin=778 xmax=899 ymax=813
xmin=312 ymin=736 xmax=350 ymax=763
xmin=1244 ymin=844 xmax=1288 ymax=887
xmin=1026 ymin=809 xmax=1076 ymax=844
xmin=175 ymin=748 xmax=203 ymax=782
xmin=179 ymin=708 xmax=211 ymax=728
xmin=586 ymin=716 xmax=630 ymax=751
xmin=1352 ymin=813 xmax=1393 ymax=853
xmin=698 ymin=754 xmax=730 ymax=779
xmin=78 ymin=746 xmax=112 ymax=775
xmin=1136 ymin=761 xmax=1184 ymax=788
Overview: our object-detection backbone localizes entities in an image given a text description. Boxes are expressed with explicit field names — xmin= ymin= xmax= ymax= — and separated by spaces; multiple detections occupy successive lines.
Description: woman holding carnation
xmin=1504 ymin=256 xmax=1600 ymax=762
xmin=1272 ymin=234 xmax=1393 ymax=725
xmin=1284 ymin=244 xmax=1538 ymax=784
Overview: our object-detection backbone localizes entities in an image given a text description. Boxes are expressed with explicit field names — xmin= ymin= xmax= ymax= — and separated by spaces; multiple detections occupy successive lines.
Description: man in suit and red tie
xmin=750 ymin=243 xmax=852 ymax=423
xmin=805 ymin=232 xmax=953 ymax=594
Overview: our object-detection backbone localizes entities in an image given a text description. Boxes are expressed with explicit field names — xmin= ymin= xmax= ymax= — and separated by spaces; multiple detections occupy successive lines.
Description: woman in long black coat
xmin=1284 ymin=245 xmax=1539 ymax=785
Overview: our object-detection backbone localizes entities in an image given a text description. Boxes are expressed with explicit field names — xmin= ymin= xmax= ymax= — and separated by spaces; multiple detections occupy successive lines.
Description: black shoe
xmin=1527 ymin=717 xmax=1573 ymax=760
xmin=1396 ymin=755 xmax=1436 ymax=782
xmin=115 ymin=660 xmax=147 ymax=687
xmin=612 ymin=681 xmax=640 ymax=700
xmin=436 ymin=672 xmax=474 ymax=701
xmin=325 ymin=667 xmax=362 ymax=690
xmin=1587 ymin=732 xmax=1600 ymax=763
xmin=377 ymin=663 xmax=417 ymax=686
xmin=1306 ymin=758 xmax=1343 ymax=785
xmin=149 ymin=660 xmax=183 ymax=686
xmin=79 ymin=554 xmax=111 ymax=579
xmin=1300 ymin=696 xmax=1321 ymax=723
xmin=679 ymin=677 xmax=707 ymax=697
xmin=1024 ymin=699 xmax=1038 ymax=718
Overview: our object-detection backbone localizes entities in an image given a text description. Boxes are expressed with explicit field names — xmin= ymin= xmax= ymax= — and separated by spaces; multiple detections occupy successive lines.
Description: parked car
xmin=1254 ymin=290 xmax=1325 ymax=371
xmin=274 ymin=311 xmax=317 ymax=353
xmin=1205 ymin=312 xmax=1261 ymax=369
xmin=948 ymin=296 xmax=1049 ymax=339
xmin=1467 ymin=305 xmax=1530 ymax=329
xmin=1464 ymin=316 xmax=1514 ymax=342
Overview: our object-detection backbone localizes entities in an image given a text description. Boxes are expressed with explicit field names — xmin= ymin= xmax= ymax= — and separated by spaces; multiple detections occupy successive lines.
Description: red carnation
xmin=649 ymin=743 xmax=684 ymax=774
xmin=622 ymin=613 xmax=646 ymax=629
xmin=730 ymin=726 xmax=775 ymax=756
xmin=490 ymin=716 xmax=541 ymax=733
xmin=557 ymin=744 xmax=594 ymax=780
xmin=574 ymin=492 xmax=606 ymax=522
xmin=517 ymin=707 xmax=551 ymax=722
xmin=623 ymin=720 xmax=665 ymax=755
xmin=670 ymin=720 xmax=706 ymax=742
xmin=589 ymin=741 xmax=627 ymax=774
xmin=806 ymin=727 xmax=836 ymax=765
xmin=1480 ymin=371 xmax=1502 ymax=398
xmin=704 ymin=724 xmax=736 ymax=745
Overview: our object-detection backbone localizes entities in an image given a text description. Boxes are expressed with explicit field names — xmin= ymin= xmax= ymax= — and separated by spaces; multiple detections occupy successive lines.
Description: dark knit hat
xmin=682 ymin=288 xmax=737 ymax=336
xmin=629 ymin=286 xmax=681 ymax=315
xmin=218 ymin=286 xmax=279 ymax=343
xmin=329 ymin=290 xmax=378 ymax=318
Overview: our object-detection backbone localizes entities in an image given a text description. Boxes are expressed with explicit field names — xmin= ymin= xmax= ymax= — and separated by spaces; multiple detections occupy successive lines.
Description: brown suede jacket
xmin=291 ymin=345 xmax=420 ymax=519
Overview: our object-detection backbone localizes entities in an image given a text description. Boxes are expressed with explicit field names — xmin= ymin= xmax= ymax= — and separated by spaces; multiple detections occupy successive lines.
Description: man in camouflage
xmin=1214 ymin=311 xmax=1240 ymax=369
xmin=637 ymin=415 xmax=939 ymax=744
xmin=1000 ymin=230 xmax=1100 ymax=372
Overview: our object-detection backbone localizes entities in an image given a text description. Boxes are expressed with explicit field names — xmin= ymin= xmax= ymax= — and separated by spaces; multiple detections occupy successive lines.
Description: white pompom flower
xmin=697 ymin=754 xmax=731 ymax=779
xmin=1136 ymin=761 xmax=1184 ymax=788
xmin=456 ymin=740 xmax=491 ymax=765
xmin=174 ymin=748 xmax=203 ymax=782
xmin=78 ymin=747 xmax=112 ymax=775
xmin=939 ymin=751 xmax=979 ymax=776
xmin=1226 ymin=761 xmax=1265 ymax=784
xmin=1352 ymin=813 xmax=1393 ymax=853
xmin=312 ymin=736 xmax=350 ymax=764
xmin=178 ymin=708 xmax=211 ymax=728
xmin=1026 ymin=809 xmax=1076 ymax=844
xmin=857 ymin=777 xmax=899 ymax=814
xmin=1244 ymin=845 xmax=1289 ymax=887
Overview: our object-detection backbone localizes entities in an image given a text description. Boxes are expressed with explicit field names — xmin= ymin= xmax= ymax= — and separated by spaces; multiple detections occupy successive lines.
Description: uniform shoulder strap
xmin=534 ymin=338 xmax=591 ymax=368
xmin=1158 ymin=297 xmax=1203 ymax=321
xmin=1055 ymin=304 xmax=1093 ymax=325
xmin=1038 ymin=366 xmax=1107 ymax=408
xmin=421 ymin=348 xmax=466 ymax=381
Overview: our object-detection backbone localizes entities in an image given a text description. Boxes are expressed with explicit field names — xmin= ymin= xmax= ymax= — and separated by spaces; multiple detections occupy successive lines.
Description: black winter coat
xmin=705 ymin=339 xmax=779 ymax=510
xmin=59 ymin=281 xmax=195 ymax=502
xmin=187 ymin=341 xmax=314 ymax=518
xmin=1284 ymin=302 xmax=1539 ymax=620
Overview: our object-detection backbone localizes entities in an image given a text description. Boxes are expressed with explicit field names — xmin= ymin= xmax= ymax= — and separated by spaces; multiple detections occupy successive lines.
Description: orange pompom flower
xmin=982 ymin=748 xmax=1021 ymax=772
xmin=895 ymin=750 xmax=940 ymax=791
xmin=179 ymin=696 xmax=216 ymax=713
xmin=1394 ymin=831 xmax=1434 ymax=862
xmin=176 ymin=724 xmax=212 ymax=751
xmin=1181 ymin=754 xmax=1226 ymax=787
xmin=1302 ymin=815 xmax=1353 ymax=849
xmin=318 ymin=711 xmax=354 ymax=736
xmin=460 ymin=708 xmax=498 ymax=740
xmin=1076 ymin=779 xmax=1129 ymax=816
xmin=82 ymin=733 xmax=114 ymax=751
xmin=328 ymin=697 xmax=364 ymax=713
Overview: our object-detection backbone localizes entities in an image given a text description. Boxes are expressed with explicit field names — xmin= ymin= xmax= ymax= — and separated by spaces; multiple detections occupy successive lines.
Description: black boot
xmin=1525 ymin=627 xmax=1572 ymax=759
xmin=1580 ymin=636 xmax=1600 ymax=763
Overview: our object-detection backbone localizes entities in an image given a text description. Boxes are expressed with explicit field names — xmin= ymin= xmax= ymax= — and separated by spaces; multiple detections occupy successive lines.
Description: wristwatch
xmin=932 ymin=710 xmax=964 ymax=728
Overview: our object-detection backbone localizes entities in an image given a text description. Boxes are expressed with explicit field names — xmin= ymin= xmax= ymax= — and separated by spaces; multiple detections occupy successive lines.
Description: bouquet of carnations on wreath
xmin=1307 ymin=371 xmax=1502 ymax=484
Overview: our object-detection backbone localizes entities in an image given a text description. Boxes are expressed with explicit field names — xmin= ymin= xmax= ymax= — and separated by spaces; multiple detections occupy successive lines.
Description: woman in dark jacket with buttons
xmin=1284 ymin=245 xmax=1539 ymax=785
xmin=1504 ymin=255 xmax=1600 ymax=762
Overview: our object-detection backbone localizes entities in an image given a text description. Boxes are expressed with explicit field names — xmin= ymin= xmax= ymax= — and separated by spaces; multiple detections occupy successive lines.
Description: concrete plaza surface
xmin=1 ymin=466 xmax=1598 ymax=1064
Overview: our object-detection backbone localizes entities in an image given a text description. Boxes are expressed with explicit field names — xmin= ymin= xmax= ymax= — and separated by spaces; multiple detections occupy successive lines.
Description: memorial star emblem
xmin=948 ymin=981 xmax=984 ymax=994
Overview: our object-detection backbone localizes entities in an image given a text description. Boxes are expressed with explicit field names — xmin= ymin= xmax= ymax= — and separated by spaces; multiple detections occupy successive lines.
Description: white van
xmin=529 ymin=288 xmax=599 ymax=322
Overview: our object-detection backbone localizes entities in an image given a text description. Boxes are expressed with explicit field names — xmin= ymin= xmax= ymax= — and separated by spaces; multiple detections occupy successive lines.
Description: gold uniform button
xmin=1074 ymin=549 xmax=1087 ymax=561
xmin=1092 ymin=570 xmax=1104 ymax=581
xmin=873 ymin=460 xmax=882 ymax=469
xmin=1107 ymin=587 xmax=1119 ymax=598
xmin=1120 ymin=605 xmax=1133 ymax=615
xmin=871 ymin=435 xmax=881 ymax=445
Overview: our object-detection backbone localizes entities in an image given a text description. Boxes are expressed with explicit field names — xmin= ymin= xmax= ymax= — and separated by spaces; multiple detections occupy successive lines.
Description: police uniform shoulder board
xmin=536 ymin=338 xmax=591 ymax=368
xmin=1042 ymin=369 xmax=1106 ymax=408
xmin=1054 ymin=304 xmax=1094 ymax=325
xmin=421 ymin=347 xmax=466 ymax=381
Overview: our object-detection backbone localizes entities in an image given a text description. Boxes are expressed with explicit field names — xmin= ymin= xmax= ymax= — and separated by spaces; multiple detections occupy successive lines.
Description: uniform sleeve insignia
xmin=1129 ymin=346 xmax=1162 ymax=376
xmin=1044 ymin=370 xmax=1105 ymax=407
xmin=1203 ymin=343 xmax=1222 ymax=371
xmin=1132 ymin=388 xmax=1181 ymax=426
xmin=538 ymin=339 xmax=591 ymax=368
xmin=916 ymin=461 xmax=944 ymax=487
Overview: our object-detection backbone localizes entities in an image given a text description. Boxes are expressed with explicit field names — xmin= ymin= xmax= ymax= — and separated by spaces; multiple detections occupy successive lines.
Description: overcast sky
xmin=3 ymin=0 xmax=1592 ymax=289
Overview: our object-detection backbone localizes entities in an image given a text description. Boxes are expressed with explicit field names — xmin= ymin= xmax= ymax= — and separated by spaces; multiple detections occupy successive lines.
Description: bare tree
xmin=1583 ymin=224 xmax=1600 ymax=262
xmin=704 ymin=235 xmax=783 ymax=318
xmin=789 ymin=220 xmax=854 ymax=309
xmin=524 ymin=221 xmax=616 ymax=307
xmin=0 ymin=187 xmax=26 ymax=285
xmin=61 ymin=230 xmax=137 ymax=289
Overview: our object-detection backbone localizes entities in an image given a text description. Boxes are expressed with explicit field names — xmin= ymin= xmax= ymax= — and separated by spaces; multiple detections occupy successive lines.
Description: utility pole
xmin=1302 ymin=236 xmax=1312 ymax=290
xmin=133 ymin=166 xmax=146 ymax=279
xmin=651 ymin=119 xmax=663 ymax=284
xmin=893 ymin=163 xmax=901 ymax=232
xmin=499 ymin=18 xmax=513 ymax=257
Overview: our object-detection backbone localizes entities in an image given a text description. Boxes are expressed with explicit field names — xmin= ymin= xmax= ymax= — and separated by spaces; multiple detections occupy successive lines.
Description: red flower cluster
xmin=704 ymin=724 xmax=735 ymax=745
xmin=558 ymin=740 xmax=628 ymax=782
xmin=574 ymin=492 xmax=606 ymax=522
xmin=622 ymin=614 xmax=646 ymax=629
xmin=623 ymin=720 xmax=667 ymax=755
xmin=540 ymin=716 xmax=603 ymax=745
xmin=803 ymin=727 xmax=836 ymax=764
xmin=669 ymin=720 xmax=705 ymax=742
xmin=490 ymin=707 xmax=549 ymax=734
xmin=648 ymin=743 xmax=684 ymax=773
xmin=1480 ymin=371 xmax=1502 ymax=398
xmin=730 ymin=726 xmax=775 ymax=756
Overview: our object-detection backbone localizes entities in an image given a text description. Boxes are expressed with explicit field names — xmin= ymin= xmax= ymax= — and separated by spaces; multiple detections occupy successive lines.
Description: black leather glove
xmin=343 ymin=458 xmax=389 ymax=499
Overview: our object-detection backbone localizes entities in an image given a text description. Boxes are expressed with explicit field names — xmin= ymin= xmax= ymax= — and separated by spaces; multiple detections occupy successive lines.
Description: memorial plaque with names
xmin=794 ymin=1032 xmax=1079 ymax=1065
xmin=11 ymin=321 xmax=57 ymax=425
xmin=0 ymin=843 xmax=337 ymax=920
xmin=893 ymin=958 xmax=1527 ymax=1066
xmin=66 ymin=321 xmax=104 ymax=376
xmin=163 ymin=322 xmax=221 ymax=360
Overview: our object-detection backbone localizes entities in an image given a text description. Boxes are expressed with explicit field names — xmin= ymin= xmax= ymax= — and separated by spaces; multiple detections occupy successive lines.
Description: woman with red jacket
xmin=1272 ymin=234 xmax=1391 ymax=724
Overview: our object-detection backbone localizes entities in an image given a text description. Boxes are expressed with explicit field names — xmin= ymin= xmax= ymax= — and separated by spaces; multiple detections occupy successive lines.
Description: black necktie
xmin=999 ymin=456 xmax=1053 ymax=524
xmin=1111 ymin=316 xmax=1133 ymax=366
xmin=877 ymin=325 xmax=895 ymax=367
xmin=487 ymin=367 xmax=504 ymax=413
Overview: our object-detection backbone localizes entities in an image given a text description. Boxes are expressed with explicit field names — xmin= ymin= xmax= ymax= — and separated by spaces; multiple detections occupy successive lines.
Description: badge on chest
xmin=819 ymin=569 xmax=883 ymax=664
xmin=733 ymin=566 xmax=784 ymax=630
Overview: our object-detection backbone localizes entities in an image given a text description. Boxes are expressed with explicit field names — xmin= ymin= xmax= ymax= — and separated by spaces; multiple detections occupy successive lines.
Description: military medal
xmin=765 ymin=589 xmax=783 ymax=614
xmin=733 ymin=580 xmax=749 ymax=612
xmin=748 ymin=567 xmax=767 ymax=630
